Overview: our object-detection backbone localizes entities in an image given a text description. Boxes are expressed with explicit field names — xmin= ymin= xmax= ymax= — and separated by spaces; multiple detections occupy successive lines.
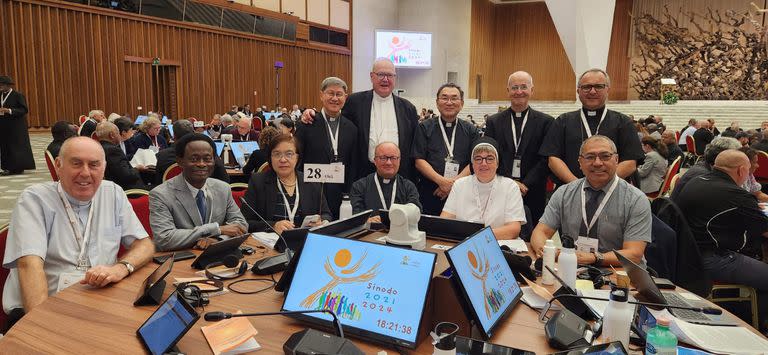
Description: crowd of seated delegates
xmin=128 ymin=115 xmax=167 ymax=156
xmin=95 ymin=121 xmax=148 ymax=191
xmin=636 ymin=135 xmax=668 ymax=194
xmin=242 ymin=126 xmax=280 ymax=175
xmin=154 ymin=119 xmax=230 ymax=186
xmin=46 ymin=121 xmax=78 ymax=158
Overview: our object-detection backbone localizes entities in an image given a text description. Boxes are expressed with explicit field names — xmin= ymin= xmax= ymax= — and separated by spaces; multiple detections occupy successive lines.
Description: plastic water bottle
xmin=645 ymin=317 xmax=678 ymax=355
xmin=542 ymin=240 xmax=557 ymax=285
xmin=602 ymin=288 xmax=633 ymax=350
xmin=558 ymin=236 xmax=577 ymax=289
xmin=339 ymin=195 xmax=352 ymax=220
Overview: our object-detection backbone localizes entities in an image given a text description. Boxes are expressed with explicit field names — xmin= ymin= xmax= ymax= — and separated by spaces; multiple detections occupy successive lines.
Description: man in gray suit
xmin=150 ymin=134 xmax=248 ymax=251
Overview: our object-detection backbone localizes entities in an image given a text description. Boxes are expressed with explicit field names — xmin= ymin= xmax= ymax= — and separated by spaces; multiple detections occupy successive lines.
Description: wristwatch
xmin=592 ymin=251 xmax=604 ymax=266
xmin=118 ymin=260 xmax=135 ymax=275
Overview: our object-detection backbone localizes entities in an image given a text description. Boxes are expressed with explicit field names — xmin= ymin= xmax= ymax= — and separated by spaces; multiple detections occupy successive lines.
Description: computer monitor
xmin=135 ymin=115 xmax=149 ymax=126
xmin=378 ymin=210 xmax=484 ymax=242
xmin=445 ymin=227 xmax=523 ymax=339
xmin=136 ymin=291 xmax=199 ymax=355
xmin=311 ymin=210 xmax=373 ymax=238
xmin=282 ymin=232 xmax=437 ymax=349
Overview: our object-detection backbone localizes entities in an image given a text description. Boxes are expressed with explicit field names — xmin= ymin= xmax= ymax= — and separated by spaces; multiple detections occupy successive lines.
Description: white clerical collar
xmin=513 ymin=107 xmax=529 ymax=118
xmin=374 ymin=92 xmax=393 ymax=102
xmin=377 ymin=174 xmax=393 ymax=184
xmin=321 ymin=108 xmax=340 ymax=121
xmin=441 ymin=117 xmax=456 ymax=128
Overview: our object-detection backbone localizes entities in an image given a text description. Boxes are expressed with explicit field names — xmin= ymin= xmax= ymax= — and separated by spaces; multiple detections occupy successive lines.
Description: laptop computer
xmin=310 ymin=210 xmax=372 ymax=238
xmin=615 ymin=250 xmax=738 ymax=326
xmin=136 ymin=291 xmax=200 ymax=355
xmin=379 ymin=210 xmax=485 ymax=242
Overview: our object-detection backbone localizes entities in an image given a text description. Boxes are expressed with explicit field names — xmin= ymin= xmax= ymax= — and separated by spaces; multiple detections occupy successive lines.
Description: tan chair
xmin=708 ymin=284 xmax=760 ymax=329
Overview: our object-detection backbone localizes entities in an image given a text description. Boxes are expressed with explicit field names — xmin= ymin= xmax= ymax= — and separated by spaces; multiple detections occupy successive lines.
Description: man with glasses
xmin=531 ymin=135 xmax=651 ymax=267
xmin=484 ymin=71 xmax=553 ymax=225
xmin=301 ymin=58 xmax=419 ymax=181
xmin=295 ymin=77 xmax=358 ymax=219
xmin=540 ymin=68 xmax=643 ymax=185
xmin=413 ymin=83 xmax=480 ymax=215
xmin=150 ymin=133 xmax=247 ymax=251
xmin=350 ymin=142 xmax=421 ymax=223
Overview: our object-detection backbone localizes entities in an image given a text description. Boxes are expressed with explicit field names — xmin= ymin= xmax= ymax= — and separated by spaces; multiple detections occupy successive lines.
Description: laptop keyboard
xmin=664 ymin=292 xmax=710 ymax=321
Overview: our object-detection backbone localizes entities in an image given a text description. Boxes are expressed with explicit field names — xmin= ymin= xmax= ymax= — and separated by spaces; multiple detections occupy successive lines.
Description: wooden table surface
xmin=0 ymin=230 xmax=762 ymax=354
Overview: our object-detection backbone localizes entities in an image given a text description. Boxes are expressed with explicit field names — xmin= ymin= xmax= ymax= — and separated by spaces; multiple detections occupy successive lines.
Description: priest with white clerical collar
xmin=350 ymin=141 xmax=421 ymax=224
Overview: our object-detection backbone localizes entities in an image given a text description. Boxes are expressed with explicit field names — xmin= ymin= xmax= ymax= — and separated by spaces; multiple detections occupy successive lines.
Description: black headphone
xmin=177 ymin=284 xmax=209 ymax=309
xmin=204 ymin=255 xmax=249 ymax=281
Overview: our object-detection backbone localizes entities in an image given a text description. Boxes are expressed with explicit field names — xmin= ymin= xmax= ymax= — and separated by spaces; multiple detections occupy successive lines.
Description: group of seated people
xmin=8 ymin=65 xmax=768 ymax=335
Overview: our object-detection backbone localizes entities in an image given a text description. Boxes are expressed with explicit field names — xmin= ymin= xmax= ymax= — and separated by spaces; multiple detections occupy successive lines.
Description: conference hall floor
xmin=0 ymin=133 xmax=51 ymax=226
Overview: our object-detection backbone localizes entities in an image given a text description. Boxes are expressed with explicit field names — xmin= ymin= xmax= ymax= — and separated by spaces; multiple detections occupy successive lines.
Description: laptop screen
xmin=445 ymin=227 xmax=523 ymax=339
xmin=311 ymin=210 xmax=372 ymax=237
xmin=137 ymin=292 xmax=199 ymax=355
xmin=282 ymin=232 xmax=436 ymax=348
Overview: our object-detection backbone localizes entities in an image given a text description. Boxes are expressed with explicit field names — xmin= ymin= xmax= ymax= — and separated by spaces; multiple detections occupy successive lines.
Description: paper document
xmin=251 ymin=232 xmax=279 ymax=249
xmin=130 ymin=148 xmax=157 ymax=168
xmin=201 ymin=311 xmax=261 ymax=355
xmin=669 ymin=317 xmax=768 ymax=354
xmin=498 ymin=239 xmax=528 ymax=253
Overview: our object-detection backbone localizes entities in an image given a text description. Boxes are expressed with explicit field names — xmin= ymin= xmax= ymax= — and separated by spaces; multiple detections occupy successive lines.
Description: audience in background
xmin=278 ymin=117 xmax=295 ymax=136
xmin=671 ymin=136 xmax=741 ymax=201
xmin=46 ymin=121 xmax=78 ymax=159
xmin=661 ymin=130 xmax=684 ymax=165
xmin=739 ymin=147 xmax=768 ymax=202
xmin=736 ymin=131 xmax=751 ymax=147
xmin=155 ymin=119 xmax=230 ymax=186
xmin=96 ymin=121 xmax=148 ymax=191
xmin=693 ymin=119 xmax=715 ymax=154
xmin=637 ymin=136 xmax=668 ymax=194
xmin=79 ymin=109 xmax=105 ymax=137
xmin=207 ymin=114 xmax=223 ymax=139
xmin=242 ymin=126 xmax=280 ymax=176
xmin=231 ymin=117 xmax=258 ymax=142
xmin=678 ymin=118 xmax=698 ymax=152
xmin=752 ymin=130 xmax=768 ymax=153
xmin=131 ymin=116 xmax=167 ymax=155
xmin=114 ymin=117 xmax=136 ymax=158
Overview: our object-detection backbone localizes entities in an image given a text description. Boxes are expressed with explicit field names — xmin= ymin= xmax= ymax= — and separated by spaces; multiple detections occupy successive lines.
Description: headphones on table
xmin=204 ymin=254 xmax=249 ymax=281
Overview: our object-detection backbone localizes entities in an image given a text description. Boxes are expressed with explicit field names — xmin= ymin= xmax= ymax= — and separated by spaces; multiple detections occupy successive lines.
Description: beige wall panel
xmin=281 ymin=0 xmax=306 ymax=20
xmin=307 ymin=0 xmax=329 ymax=25
xmin=252 ymin=0 xmax=279 ymax=12
xmin=329 ymin=0 xmax=349 ymax=30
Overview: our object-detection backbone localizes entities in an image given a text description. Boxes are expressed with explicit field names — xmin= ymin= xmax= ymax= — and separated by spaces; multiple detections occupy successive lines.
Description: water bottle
xmin=601 ymin=288 xmax=633 ymax=350
xmin=645 ymin=317 xmax=678 ymax=355
xmin=339 ymin=194 xmax=353 ymax=220
xmin=542 ymin=239 xmax=557 ymax=285
xmin=558 ymin=235 xmax=577 ymax=289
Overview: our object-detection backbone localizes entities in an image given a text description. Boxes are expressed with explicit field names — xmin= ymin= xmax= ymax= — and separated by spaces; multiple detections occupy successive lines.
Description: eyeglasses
xmin=271 ymin=151 xmax=297 ymax=160
xmin=438 ymin=96 xmax=462 ymax=103
xmin=579 ymin=84 xmax=608 ymax=92
xmin=373 ymin=72 xmax=396 ymax=80
xmin=375 ymin=155 xmax=400 ymax=162
xmin=187 ymin=155 xmax=214 ymax=163
xmin=579 ymin=152 xmax=616 ymax=162
xmin=473 ymin=156 xmax=497 ymax=164
xmin=323 ymin=91 xmax=346 ymax=98
xmin=508 ymin=84 xmax=529 ymax=91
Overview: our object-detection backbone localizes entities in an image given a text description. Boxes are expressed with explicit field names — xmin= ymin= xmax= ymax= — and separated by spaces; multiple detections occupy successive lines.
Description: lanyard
xmin=374 ymin=175 xmax=397 ymax=209
xmin=0 ymin=89 xmax=12 ymax=107
xmin=56 ymin=183 xmax=95 ymax=270
xmin=580 ymin=177 xmax=619 ymax=236
xmin=438 ymin=118 xmax=457 ymax=160
xmin=148 ymin=133 xmax=159 ymax=148
xmin=510 ymin=110 xmax=529 ymax=153
xmin=579 ymin=108 xmax=608 ymax=138
xmin=473 ymin=176 xmax=496 ymax=222
xmin=277 ymin=179 xmax=300 ymax=223
xmin=322 ymin=109 xmax=340 ymax=160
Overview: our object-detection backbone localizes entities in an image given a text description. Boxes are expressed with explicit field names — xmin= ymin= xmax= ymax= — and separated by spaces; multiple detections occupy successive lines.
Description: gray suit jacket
xmin=637 ymin=151 xmax=668 ymax=194
xmin=149 ymin=175 xmax=248 ymax=251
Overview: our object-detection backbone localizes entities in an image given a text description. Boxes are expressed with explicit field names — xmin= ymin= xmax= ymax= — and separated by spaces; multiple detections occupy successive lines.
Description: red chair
xmin=685 ymin=135 xmax=698 ymax=156
xmin=252 ymin=117 xmax=263 ymax=131
xmin=0 ymin=223 xmax=10 ymax=332
xmin=162 ymin=163 xmax=182 ymax=181
xmin=674 ymin=130 xmax=680 ymax=143
xmin=78 ymin=115 xmax=87 ymax=125
xmin=91 ymin=132 xmax=99 ymax=141
xmin=647 ymin=156 xmax=682 ymax=199
xmin=231 ymin=183 xmax=248 ymax=208
xmin=125 ymin=189 xmax=152 ymax=239
xmin=754 ymin=151 xmax=768 ymax=184
xmin=545 ymin=177 xmax=555 ymax=193
xmin=44 ymin=150 xmax=58 ymax=181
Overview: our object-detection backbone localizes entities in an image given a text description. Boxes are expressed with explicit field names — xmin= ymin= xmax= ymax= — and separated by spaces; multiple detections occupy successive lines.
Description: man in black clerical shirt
xmin=412 ymin=83 xmax=479 ymax=215
xmin=539 ymin=68 xmax=643 ymax=185
xmin=692 ymin=119 xmax=715 ymax=154
xmin=675 ymin=149 xmax=768 ymax=329
xmin=350 ymin=142 xmax=420 ymax=223
xmin=484 ymin=71 xmax=553 ymax=224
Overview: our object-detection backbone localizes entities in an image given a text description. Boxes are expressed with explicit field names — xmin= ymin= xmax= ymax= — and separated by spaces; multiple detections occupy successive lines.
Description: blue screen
xmin=282 ymin=233 xmax=436 ymax=345
xmin=135 ymin=115 xmax=148 ymax=125
xmin=446 ymin=227 xmax=521 ymax=336
xmin=138 ymin=292 xmax=197 ymax=355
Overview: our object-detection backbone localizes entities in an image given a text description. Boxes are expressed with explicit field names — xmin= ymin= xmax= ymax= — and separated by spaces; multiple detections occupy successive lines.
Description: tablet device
xmin=190 ymin=234 xmax=249 ymax=269
xmin=153 ymin=250 xmax=196 ymax=264
xmin=311 ymin=210 xmax=372 ymax=238
xmin=136 ymin=291 xmax=199 ymax=355
xmin=282 ymin=232 xmax=436 ymax=348
xmin=445 ymin=227 xmax=523 ymax=339
xmin=135 ymin=254 xmax=174 ymax=306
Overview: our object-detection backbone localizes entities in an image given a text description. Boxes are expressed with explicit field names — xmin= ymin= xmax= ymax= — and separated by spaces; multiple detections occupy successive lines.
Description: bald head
xmin=59 ymin=136 xmax=105 ymax=161
xmin=713 ymin=149 xmax=750 ymax=185
xmin=95 ymin=121 xmax=119 ymax=144
xmin=506 ymin=70 xmax=534 ymax=111
xmin=507 ymin=71 xmax=533 ymax=88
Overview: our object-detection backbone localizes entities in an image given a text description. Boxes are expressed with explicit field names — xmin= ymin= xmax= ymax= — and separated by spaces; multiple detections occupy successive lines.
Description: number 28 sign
xmin=304 ymin=163 xmax=345 ymax=184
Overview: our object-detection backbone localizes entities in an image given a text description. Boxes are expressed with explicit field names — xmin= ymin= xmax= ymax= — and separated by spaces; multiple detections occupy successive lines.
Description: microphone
xmin=204 ymin=309 xmax=364 ymax=354
xmin=239 ymin=197 xmax=294 ymax=275
xmin=205 ymin=309 xmax=344 ymax=338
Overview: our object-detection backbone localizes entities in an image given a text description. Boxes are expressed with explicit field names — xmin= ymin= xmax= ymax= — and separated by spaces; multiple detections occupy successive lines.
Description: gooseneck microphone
xmin=239 ymin=197 xmax=295 ymax=274
xmin=205 ymin=309 xmax=344 ymax=338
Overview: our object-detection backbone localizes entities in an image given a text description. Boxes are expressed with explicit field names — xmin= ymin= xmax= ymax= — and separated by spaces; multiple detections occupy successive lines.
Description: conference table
xmin=0 ymin=229 xmax=761 ymax=354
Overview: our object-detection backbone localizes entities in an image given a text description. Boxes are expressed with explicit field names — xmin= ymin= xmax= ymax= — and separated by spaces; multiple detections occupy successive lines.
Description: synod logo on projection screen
xmin=375 ymin=30 xmax=432 ymax=68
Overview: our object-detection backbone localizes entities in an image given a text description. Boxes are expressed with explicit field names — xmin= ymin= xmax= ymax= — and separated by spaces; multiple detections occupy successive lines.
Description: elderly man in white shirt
xmin=2 ymin=137 xmax=155 ymax=330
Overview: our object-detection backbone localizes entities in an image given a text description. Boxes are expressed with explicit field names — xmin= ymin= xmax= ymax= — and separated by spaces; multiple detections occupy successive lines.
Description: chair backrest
xmin=252 ymin=117 xmax=263 ymax=131
xmin=685 ymin=135 xmax=697 ymax=155
xmin=650 ymin=198 xmax=713 ymax=297
xmin=754 ymin=151 xmax=768 ymax=181
xmin=257 ymin=162 xmax=271 ymax=173
xmin=44 ymin=150 xmax=59 ymax=181
xmin=668 ymin=173 xmax=681 ymax=193
xmin=125 ymin=189 xmax=152 ymax=239
xmin=675 ymin=130 xmax=680 ymax=143
xmin=0 ymin=223 xmax=9 ymax=332
xmin=78 ymin=115 xmax=87 ymax=125
xmin=90 ymin=132 xmax=99 ymax=141
xmin=162 ymin=163 xmax=182 ymax=181
xmin=657 ymin=156 xmax=682 ymax=196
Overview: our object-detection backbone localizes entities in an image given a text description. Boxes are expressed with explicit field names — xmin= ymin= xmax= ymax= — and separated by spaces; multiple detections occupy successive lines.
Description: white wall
xmin=351 ymin=0 xmax=471 ymax=110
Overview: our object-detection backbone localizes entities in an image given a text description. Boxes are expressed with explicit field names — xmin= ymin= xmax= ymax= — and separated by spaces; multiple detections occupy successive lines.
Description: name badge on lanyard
xmin=580 ymin=109 xmax=608 ymax=138
xmin=56 ymin=183 xmax=95 ymax=271
xmin=439 ymin=119 xmax=459 ymax=179
xmin=374 ymin=176 xmax=397 ymax=210
xmin=510 ymin=111 xmax=528 ymax=179
xmin=277 ymin=181 xmax=300 ymax=223
xmin=577 ymin=177 xmax=618 ymax=253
